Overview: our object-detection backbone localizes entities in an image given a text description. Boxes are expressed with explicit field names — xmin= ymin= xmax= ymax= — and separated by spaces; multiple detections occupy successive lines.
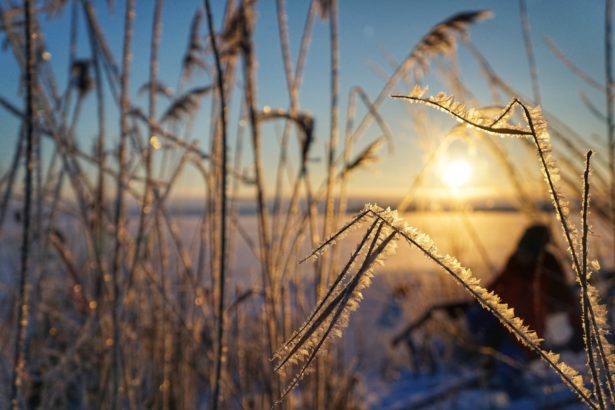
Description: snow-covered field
xmin=1 ymin=210 xmax=607 ymax=408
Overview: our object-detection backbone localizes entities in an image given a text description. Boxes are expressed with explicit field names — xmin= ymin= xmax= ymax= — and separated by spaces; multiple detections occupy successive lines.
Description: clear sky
xmin=0 ymin=1 xmax=608 ymax=204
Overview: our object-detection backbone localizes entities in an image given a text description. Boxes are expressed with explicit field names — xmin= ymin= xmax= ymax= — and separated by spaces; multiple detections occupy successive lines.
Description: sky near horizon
xmin=0 ymin=1 xmax=608 ymax=205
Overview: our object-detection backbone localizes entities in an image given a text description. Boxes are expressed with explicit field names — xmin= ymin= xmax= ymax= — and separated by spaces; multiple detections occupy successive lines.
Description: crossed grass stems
xmin=4 ymin=1 xmax=615 ymax=409
xmin=276 ymin=93 xmax=615 ymax=410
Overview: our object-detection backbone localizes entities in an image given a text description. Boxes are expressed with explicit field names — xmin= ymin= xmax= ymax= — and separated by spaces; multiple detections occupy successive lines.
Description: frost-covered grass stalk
xmin=277 ymin=90 xmax=615 ymax=409
xmin=580 ymin=151 xmax=608 ymax=408
xmin=275 ymin=216 xmax=398 ymax=401
xmin=395 ymin=90 xmax=615 ymax=407
xmin=277 ymin=204 xmax=597 ymax=407
xmin=581 ymin=151 xmax=615 ymax=406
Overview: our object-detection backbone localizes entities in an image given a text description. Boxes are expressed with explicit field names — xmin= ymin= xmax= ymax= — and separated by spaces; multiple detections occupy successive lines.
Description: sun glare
xmin=442 ymin=159 xmax=472 ymax=189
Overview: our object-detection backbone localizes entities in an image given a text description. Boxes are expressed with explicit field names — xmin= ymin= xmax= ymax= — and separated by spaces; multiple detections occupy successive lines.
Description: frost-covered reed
xmin=278 ymin=92 xmax=615 ymax=409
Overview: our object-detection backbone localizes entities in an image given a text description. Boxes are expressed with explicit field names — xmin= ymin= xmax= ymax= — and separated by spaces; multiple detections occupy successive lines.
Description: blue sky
xmin=0 ymin=1 xmax=608 ymax=202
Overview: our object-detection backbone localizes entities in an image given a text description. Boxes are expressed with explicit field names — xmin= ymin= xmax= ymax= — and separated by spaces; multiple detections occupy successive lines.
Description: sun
xmin=442 ymin=159 xmax=472 ymax=189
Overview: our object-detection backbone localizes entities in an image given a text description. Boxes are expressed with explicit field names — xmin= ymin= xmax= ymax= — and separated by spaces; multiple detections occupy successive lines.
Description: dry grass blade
xmin=544 ymin=36 xmax=604 ymax=92
xmin=257 ymin=108 xmax=315 ymax=166
xmin=352 ymin=86 xmax=394 ymax=152
xmin=275 ymin=219 xmax=380 ymax=365
xmin=349 ymin=10 xmax=492 ymax=152
xmin=128 ymin=107 xmax=210 ymax=159
xmin=579 ymin=91 xmax=607 ymax=123
xmin=219 ymin=2 xmax=253 ymax=56
xmin=411 ymin=10 xmax=492 ymax=76
xmin=518 ymin=0 xmax=540 ymax=104
xmin=258 ymin=108 xmax=314 ymax=136
xmin=160 ymin=85 xmax=212 ymax=124
xmin=299 ymin=209 xmax=370 ymax=263
xmin=342 ymin=137 xmax=385 ymax=176
xmin=275 ymin=227 xmax=397 ymax=403
xmin=0 ymin=132 xmax=22 ymax=236
xmin=137 ymin=80 xmax=173 ymax=98
xmin=180 ymin=8 xmax=207 ymax=83
xmin=49 ymin=230 xmax=92 ymax=311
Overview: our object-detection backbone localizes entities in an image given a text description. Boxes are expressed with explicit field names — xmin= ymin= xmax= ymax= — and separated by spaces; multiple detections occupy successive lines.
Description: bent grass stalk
xmin=278 ymin=91 xmax=615 ymax=409
xmin=276 ymin=220 xmax=398 ymax=402
xmin=397 ymin=89 xmax=615 ymax=407
xmin=278 ymin=204 xmax=596 ymax=407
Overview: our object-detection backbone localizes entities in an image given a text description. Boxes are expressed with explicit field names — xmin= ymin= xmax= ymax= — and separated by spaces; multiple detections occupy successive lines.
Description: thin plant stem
xmin=582 ymin=151 xmax=615 ymax=405
xmin=129 ymin=0 xmax=163 ymax=285
xmin=272 ymin=0 xmax=316 ymax=264
xmin=321 ymin=0 xmax=340 ymax=292
xmin=580 ymin=151 xmax=607 ymax=409
xmin=109 ymin=0 xmax=135 ymax=407
xmin=204 ymin=0 xmax=229 ymax=407
xmin=0 ymin=129 xmax=23 ymax=237
xmin=605 ymin=0 xmax=615 ymax=261
xmin=318 ymin=3 xmax=339 ymax=401
xmin=519 ymin=0 xmax=541 ymax=105
xmin=370 ymin=211 xmax=597 ymax=408
xmin=10 ymin=0 xmax=35 ymax=407
xmin=239 ymin=2 xmax=282 ymax=403
xmin=86 ymin=0 xmax=107 ymax=309
xmin=544 ymin=36 xmax=604 ymax=92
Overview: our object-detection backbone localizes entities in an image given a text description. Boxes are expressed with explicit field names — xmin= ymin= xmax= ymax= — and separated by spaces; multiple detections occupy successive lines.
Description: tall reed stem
xmin=322 ymin=0 xmax=340 ymax=290
xmin=605 ymin=0 xmax=615 ymax=259
xmin=10 ymin=0 xmax=35 ymax=407
xmin=204 ymin=0 xmax=229 ymax=407
xmin=88 ymin=5 xmax=106 ymax=306
xmin=110 ymin=0 xmax=135 ymax=407
xmin=317 ymin=0 xmax=340 ymax=406
xmin=580 ymin=151 xmax=607 ymax=409
xmin=239 ymin=1 xmax=280 ymax=402
xmin=130 ymin=0 xmax=163 ymax=286
xmin=518 ymin=0 xmax=541 ymax=105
